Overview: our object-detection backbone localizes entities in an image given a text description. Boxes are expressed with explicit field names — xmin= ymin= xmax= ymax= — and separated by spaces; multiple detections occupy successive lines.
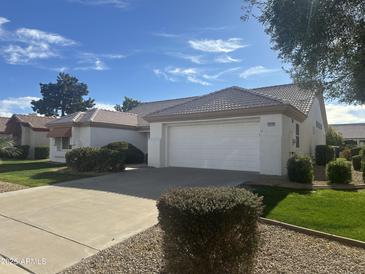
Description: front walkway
xmin=0 ymin=167 xmax=256 ymax=273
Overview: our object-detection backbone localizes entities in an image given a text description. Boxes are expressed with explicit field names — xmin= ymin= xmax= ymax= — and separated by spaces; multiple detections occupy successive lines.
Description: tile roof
xmin=145 ymin=84 xmax=314 ymax=118
xmin=13 ymin=114 xmax=56 ymax=129
xmin=128 ymin=97 xmax=198 ymax=116
xmin=47 ymin=109 xmax=140 ymax=128
xmin=0 ymin=117 xmax=9 ymax=133
xmin=331 ymin=124 xmax=365 ymax=139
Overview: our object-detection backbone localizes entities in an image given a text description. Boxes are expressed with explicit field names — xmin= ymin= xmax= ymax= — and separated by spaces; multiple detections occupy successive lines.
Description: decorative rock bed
xmin=60 ymin=223 xmax=365 ymax=274
xmin=0 ymin=181 xmax=27 ymax=193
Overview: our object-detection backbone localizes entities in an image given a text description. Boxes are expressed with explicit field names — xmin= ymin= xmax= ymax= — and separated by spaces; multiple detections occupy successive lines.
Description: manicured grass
xmin=251 ymin=186 xmax=365 ymax=242
xmin=0 ymin=159 xmax=97 ymax=187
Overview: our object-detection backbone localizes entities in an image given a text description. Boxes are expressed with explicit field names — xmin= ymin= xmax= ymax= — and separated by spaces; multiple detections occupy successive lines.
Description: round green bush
xmin=96 ymin=148 xmax=125 ymax=172
xmin=65 ymin=147 xmax=100 ymax=172
xmin=352 ymin=155 xmax=362 ymax=171
xmin=326 ymin=158 xmax=352 ymax=184
xmin=287 ymin=155 xmax=313 ymax=184
xmin=34 ymin=146 xmax=49 ymax=160
xmin=102 ymin=141 xmax=144 ymax=164
xmin=157 ymin=187 xmax=263 ymax=274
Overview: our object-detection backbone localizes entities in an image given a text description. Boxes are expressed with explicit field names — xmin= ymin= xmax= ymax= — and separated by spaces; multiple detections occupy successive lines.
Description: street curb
xmin=259 ymin=217 xmax=365 ymax=249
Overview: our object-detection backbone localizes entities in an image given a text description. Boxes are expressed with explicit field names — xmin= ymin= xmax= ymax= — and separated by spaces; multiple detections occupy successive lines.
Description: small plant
xmin=340 ymin=147 xmax=352 ymax=161
xmin=352 ymin=155 xmax=362 ymax=171
xmin=326 ymin=158 xmax=352 ymax=184
xmin=287 ymin=155 xmax=313 ymax=184
xmin=315 ymin=145 xmax=335 ymax=166
xmin=157 ymin=187 xmax=263 ymax=274
xmin=351 ymin=147 xmax=362 ymax=157
xmin=34 ymin=146 xmax=49 ymax=160
xmin=0 ymin=137 xmax=20 ymax=159
xmin=14 ymin=145 xmax=30 ymax=159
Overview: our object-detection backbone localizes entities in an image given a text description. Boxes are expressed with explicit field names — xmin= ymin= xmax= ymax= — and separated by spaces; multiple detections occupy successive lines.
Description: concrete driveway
xmin=0 ymin=167 xmax=257 ymax=274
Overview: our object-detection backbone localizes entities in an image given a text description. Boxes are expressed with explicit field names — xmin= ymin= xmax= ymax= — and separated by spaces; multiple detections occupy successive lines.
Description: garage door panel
xmin=167 ymin=121 xmax=260 ymax=171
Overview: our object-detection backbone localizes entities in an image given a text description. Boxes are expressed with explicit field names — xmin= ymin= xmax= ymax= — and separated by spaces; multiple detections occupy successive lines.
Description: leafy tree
xmin=31 ymin=73 xmax=95 ymax=116
xmin=114 ymin=96 xmax=141 ymax=112
xmin=326 ymin=126 xmax=344 ymax=146
xmin=242 ymin=0 xmax=365 ymax=104
xmin=0 ymin=137 xmax=19 ymax=159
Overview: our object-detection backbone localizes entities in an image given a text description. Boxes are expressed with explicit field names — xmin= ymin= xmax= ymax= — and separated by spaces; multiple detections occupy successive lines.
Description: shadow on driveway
xmin=55 ymin=167 xmax=260 ymax=200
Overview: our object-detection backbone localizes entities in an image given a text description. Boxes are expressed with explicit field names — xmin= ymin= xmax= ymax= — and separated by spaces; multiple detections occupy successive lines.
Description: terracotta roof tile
xmin=331 ymin=124 xmax=365 ymax=139
xmin=14 ymin=114 xmax=56 ymax=129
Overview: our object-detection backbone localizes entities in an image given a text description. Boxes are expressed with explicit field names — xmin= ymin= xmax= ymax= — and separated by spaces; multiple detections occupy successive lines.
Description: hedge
xmin=13 ymin=145 xmax=29 ymax=159
xmin=315 ymin=145 xmax=335 ymax=166
xmin=103 ymin=141 xmax=145 ymax=164
xmin=352 ymin=155 xmax=362 ymax=171
xmin=351 ymin=147 xmax=362 ymax=157
xmin=326 ymin=158 xmax=352 ymax=184
xmin=65 ymin=147 xmax=125 ymax=172
xmin=157 ymin=187 xmax=263 ymax=274
xmin=34 ymin=146 xmax=49 ymax=160
xmin=287 ymin=155 xmax=313 ymax=184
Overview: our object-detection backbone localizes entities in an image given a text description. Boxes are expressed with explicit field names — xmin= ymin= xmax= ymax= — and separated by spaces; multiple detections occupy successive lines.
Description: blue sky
xmin=0 ymin=0 xmax=363 ymax=123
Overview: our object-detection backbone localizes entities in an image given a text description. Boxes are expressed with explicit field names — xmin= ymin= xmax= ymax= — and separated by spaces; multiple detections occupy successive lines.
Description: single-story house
xmin=5 ymin=114 xmax=56 ymax=158
xmin=331 ymin=123 xmax=365 ymax=146
xmin=48 ymin=84 xmax=327 ymax=175
xmin=0 ymin=117 xmax=10 ymax=138
xmin=46 ymin=109 xmax=149 ymax=163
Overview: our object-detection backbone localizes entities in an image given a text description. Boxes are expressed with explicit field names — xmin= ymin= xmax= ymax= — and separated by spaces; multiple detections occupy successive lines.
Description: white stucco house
xmin=47 ymin=109 xmax=149 ymax=162
xmin=5 ymin=114 xmax=56 ymax=159
xmin=47 ymin=84 xmax=327 ymax=175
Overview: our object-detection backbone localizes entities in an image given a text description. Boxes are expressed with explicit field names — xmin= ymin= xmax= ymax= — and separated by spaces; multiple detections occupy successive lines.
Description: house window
xmin=55 ymin=137 xmax=71 ymax=151
xmin=316 ymin=121 xmax=322 ymax=130
xmin=295 ymin=124 xmax=300 ymax=148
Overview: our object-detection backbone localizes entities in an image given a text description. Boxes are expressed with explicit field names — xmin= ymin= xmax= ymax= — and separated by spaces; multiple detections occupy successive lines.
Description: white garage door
xmin=167 ymin=120 xmax=260 ymax=171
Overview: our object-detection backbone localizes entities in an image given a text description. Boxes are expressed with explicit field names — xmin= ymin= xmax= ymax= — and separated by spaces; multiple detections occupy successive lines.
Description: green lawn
xmin=251 ymin=186 xmax=365 ymax=242
xmin=0 ymin=159 xmax=97 ymax=187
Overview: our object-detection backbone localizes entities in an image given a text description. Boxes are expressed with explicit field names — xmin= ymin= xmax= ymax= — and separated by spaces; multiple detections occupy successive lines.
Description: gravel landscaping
xmin=60 ymin=223 xmax=365 ymax=274
xmin=0 ymin=181 xmax=27 ymax=193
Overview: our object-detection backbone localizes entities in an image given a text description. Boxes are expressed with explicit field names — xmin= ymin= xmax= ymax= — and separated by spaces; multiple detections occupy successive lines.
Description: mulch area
xmin=0 ymin=181 xmax=27 ymax=193
xmin=60 ymin=223 xmax=365 ymax=274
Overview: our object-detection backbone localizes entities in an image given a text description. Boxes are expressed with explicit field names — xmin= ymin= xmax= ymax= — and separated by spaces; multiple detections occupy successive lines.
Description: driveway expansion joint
xmin=0 ymin=213 xmax=100 ymax=252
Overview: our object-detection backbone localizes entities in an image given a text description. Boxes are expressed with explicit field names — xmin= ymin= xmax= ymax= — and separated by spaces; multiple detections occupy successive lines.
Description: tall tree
xmin=114 ymin=96 xmax=141 ymax=112
xmin=31 ymin=73 xmax=95 ymax=116
xmin=326 ymin=126 xmax=344 ymax=146
xmin=242 ymin=0 xmax=365 ymax=104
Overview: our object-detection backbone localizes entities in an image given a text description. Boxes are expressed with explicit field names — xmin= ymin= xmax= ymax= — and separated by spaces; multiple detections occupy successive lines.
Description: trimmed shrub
xmin=315 ymin=145 xmax=335 ymax=166
xmin=361 ymin=147 xmax=365 ymax=162
xmin=34 ymin=146 xmax=49 ymax=160
xmin=287 ymin=155 xmax=313 ymax=184
xmin=157 ymin=187 xmax=263 ymax=274
xmin=65 ymin=147 xmax=126 ymax=172
xmin=65 ymin=147 xmax=100 ymax=172
xmin=14 ymin=145 xmax=29 ymax=159
xmin=326 ymin=158 xmax=352 ymax=184
xmin=352 ymin=155 xmax=362 ymax=171
xmin=103 ymin=141 xmax=144 ymax=164
xmin=351 ymin=147 xmax=362 ymax=157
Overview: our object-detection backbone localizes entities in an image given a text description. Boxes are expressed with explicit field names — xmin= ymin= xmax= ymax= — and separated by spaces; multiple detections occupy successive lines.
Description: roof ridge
xmin=98 ymin=108 xmax=139 ymax=117
xmin=89 ymin=108 xmax=99 ymax=122
xmin=139 ymin=96 xmax=198 ymax=105
xmin=251 ymin=83 xmax=296 ymax=90
xmin=243 ymin=87 xmax=287 ymax=104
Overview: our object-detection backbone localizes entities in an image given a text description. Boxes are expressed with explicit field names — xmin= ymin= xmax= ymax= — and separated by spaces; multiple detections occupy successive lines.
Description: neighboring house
xmin=47 ymin=109 xmax=149 ymax=163
xmin=144 ymin=84 xmax=327 ymax=176
xmin=47 ymin=84 xmax=327 ymax=176
xmin=331 ymin=123 xmax=365 ymax=145
xmin=5 ymin=114 xmax=56 ymax=158
xmin=0 ymin=117 xmax=10 ymax=138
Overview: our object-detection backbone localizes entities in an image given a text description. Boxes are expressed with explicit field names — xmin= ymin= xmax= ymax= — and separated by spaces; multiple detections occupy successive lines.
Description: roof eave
xmin=144 ymin=104 xmax=306 ymax=123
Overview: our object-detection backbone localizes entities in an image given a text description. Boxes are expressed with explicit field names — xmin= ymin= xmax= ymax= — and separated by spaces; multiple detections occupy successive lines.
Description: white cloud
xmin=170 ymin=53 xmax=204 ymax=64
xmin=326 ymin=103 xmax=365 ymax=124
xmin=154 ymin=67 xmax=210 ymax=86
xmin=101 ymin=53 xmax=125 ymax=59
xmin=0 ymin=96 xmax=39 ymax=117
xmin=2 ymin=43 xmax=57 ymax=64
xmin=240 ymin=66 xmax=280 ymax=79
xmin=16 ymin=28 xmax=76 ymax=46
xmin=75 ymin=52 xmax=110 ymax=71
xmin=95 ymin=102 xmax=115 ymax=111
xmin=69 ymin=0 xmax=129 ymax=8
xmin=189 ymin=38 xmax=247 ymax=53
xmin=203 ymin=67 xmax=241 ymax=80
xmin=152 ymin=32 xmax=181 ymax=38
xmin=214 ymin=54 xmax=241 ymax=63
